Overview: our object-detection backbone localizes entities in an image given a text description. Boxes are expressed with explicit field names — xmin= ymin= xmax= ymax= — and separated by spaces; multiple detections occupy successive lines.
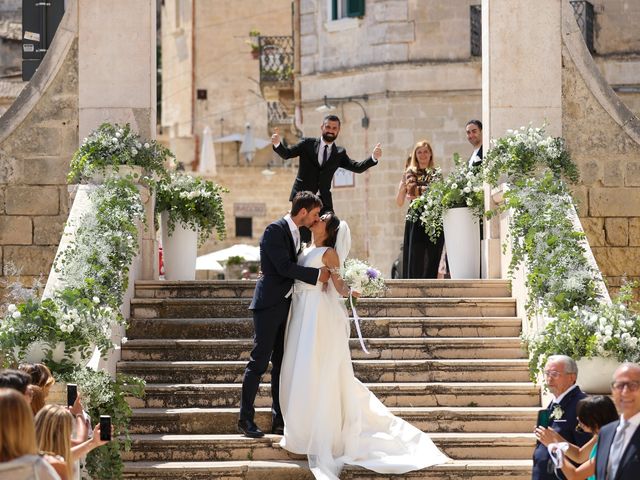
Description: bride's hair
xmin=321 ymin=212 xmax=341 ymax=248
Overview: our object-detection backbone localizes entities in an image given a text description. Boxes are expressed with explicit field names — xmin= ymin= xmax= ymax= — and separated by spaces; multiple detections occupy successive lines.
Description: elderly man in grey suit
xmin=595 ymin=362 xmax=640 ymax=480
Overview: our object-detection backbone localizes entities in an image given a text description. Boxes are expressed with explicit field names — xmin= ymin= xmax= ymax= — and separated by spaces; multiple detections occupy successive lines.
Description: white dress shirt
xmin=468 ymin=147 xmax=481 ymax=167
xmin=284 ymin=214 xmax=299 ymax=252
xmin=318 ymin=140 xmax=332 ymax=166
xmin=616 ymin=410 xmax=640 ymax=455
xmin=552 ymin=384 xmax=578 ymax=404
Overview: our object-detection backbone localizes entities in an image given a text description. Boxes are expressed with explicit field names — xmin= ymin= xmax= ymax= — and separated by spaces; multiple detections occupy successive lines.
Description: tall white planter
xmin=576 ymin=357 xmax=620 ymax=394
xmin=161 ymin=211 xmax=198 ymax=280
xmin=443 ymin=207 xmax=480 ymax=279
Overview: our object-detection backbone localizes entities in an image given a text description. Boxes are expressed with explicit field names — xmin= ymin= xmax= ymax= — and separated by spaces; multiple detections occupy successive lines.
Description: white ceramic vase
xmin=576 ymin=356 xmax=620 ymax=394
xmin=442 ymin=206 xmax=481 ymax=279
xmin=17 ymin=341 xmax=84 ymax=364
xmin=161 ymin=211 xmax=198 ymax=281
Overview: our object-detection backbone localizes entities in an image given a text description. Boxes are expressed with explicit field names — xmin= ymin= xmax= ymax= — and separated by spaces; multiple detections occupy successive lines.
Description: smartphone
xmin=99 ymin=415 xmax=111 ymax=441
xmin=537 ymin=409 xmax=551 ymax=428
xmin=67 ymin=384 xmax=77 ymax=407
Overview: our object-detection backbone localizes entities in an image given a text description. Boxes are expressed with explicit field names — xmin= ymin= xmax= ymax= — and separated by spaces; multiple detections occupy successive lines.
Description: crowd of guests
xmin=396 ymin=120 xmax=483 ymax=279
xmin=532 ymin=356 xmax=640 ymax=480
xmin=0 ymin=365 xmax=110 ymax=480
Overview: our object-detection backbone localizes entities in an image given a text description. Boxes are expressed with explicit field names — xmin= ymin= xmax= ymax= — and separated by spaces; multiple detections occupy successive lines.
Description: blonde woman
xmin=396 ymin=140 xmax=444 ymax=278
xmin=19 ymin=362 xmax=56 ymax=415
xmin=35 ymin=404 xmax=74 ymax=480
xmin=0 ymin=388 xmax=61 ymax=480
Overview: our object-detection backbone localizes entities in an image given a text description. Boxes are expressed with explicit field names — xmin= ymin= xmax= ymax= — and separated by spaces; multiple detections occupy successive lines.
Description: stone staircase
xmin=119 ymin=279 xmax=538 ymax=479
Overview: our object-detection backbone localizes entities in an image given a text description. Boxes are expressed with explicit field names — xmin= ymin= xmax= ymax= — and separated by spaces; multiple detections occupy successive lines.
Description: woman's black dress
xmin=401 ymin=169 xmax=444 ymax=279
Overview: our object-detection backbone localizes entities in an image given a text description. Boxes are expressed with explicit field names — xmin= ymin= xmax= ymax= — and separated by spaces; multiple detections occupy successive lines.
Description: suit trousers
xmin=240 ymin=298 xmax=291 ymax=422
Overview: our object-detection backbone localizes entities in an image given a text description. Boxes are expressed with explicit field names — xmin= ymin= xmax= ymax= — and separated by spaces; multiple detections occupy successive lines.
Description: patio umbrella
xmin=195 ymin=255 xmax=224 ymax=272
xmin=198 ymin=125 xmax=217 ymax=176
xmin=201 ymin=243 xmax=260 ymax=263
xmin=239 ymin=123 xmax=256 ymax=164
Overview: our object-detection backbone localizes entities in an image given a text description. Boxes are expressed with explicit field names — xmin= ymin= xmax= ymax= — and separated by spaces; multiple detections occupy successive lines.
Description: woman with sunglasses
xmin=535 ymin=395 xmax=618 ymax=480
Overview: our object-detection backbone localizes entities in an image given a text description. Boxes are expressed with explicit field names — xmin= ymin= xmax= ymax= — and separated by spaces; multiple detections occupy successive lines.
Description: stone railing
xmin=491 ymin=183 xmax=610 ymax=340
xmin=43 ymin=182 xmax=156 ymax=376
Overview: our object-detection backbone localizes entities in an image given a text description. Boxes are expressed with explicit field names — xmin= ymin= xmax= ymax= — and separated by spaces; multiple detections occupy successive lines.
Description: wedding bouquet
xmin=341 ymin=258 xmax=386 ymax=298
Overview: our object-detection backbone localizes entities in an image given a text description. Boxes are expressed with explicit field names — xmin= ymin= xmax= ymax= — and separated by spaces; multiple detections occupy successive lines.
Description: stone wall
xmin=591 ymin=0 xmax=640 ymax=54
xmin=0 ymin=35 xmax=78 ymax=298
xmin=561 ymin=2 xmax=640 ymax=296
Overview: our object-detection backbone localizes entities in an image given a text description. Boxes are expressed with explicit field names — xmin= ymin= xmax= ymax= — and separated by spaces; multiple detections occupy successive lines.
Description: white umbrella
xmin=195 ymin=255 xmax=224 ymax=271
xmin=202 ymin=243 xmax=260 ymax=262
xmin=239 ymin=123 xmax=256 ymax=164
xmin=198 ymin=125 xmax=217 ymax=176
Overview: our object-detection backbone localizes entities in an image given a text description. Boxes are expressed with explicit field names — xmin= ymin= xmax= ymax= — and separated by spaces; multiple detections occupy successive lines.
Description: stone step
xmin=128 ymin=382 xmax=540 ymax=409
xmin=130 ymin=297 xmax=517 ymax=319
xmin=125 ymin=316 xmax=522 ymax=340
xmin=128 ymin=406 xmax=538 ymax=435
xmin=134 ymin=279 xmax=512 ymax=300
xmin=122 ymin=459 xmax=532 ymax=479
xmin=120 ymin=337 xmax=526 ymax=361
xmin=117 ymin=359 xmax=531 ymax=384
xmin=121 ymin=433 xmax=535 ymax=462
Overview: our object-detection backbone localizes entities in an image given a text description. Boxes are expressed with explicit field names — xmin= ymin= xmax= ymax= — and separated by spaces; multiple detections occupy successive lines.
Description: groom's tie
xmin=293 ymin=229 xmax=300 ymax=253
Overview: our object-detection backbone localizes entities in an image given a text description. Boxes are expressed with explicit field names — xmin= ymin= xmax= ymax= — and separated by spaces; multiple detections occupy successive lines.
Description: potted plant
xmin=68 ymin=122 xmax=173 ymax=184
xmin=225 ymin=255 xmax=246 ymax=280
xmin=408 ymin=155 xmax=484 ymax=278
xmin=246 ymin=29 xmax=261 ymax=59
xmin=156 ymin=172 xmax=228 ymax=280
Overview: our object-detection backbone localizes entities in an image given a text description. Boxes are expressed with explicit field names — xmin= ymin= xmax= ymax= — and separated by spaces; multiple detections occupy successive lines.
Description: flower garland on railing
xmin=484 ymin=125 xmax=640 ymax=378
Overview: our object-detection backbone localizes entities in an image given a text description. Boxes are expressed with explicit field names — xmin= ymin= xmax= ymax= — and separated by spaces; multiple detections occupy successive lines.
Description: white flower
xmin=463 ymin=187 xmax=471 ymax=193
xmin=7 ymin=304 xmax=17 ymax=313
xmin=12 ymin=311 xmax=21 ymax=319
xmin=115 ymin=132 xmax=122 ymax=138
xmin=92 ymin=296 xmax=100 ymax=304
xmin=131 ymin=148 xmax=138 ymax=155
xmin=144 ymin=142 xmax=150 ymax=149
xmin=112 ymin=137 xmax=118 ymax=143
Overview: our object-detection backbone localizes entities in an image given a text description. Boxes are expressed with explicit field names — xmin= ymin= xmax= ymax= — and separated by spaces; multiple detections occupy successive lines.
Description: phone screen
xmin=537 ymin=409 xmax=551 ymax=428
xmin=67 ymin=384 xmax=77 ymax=407
xmin=99 ymin=415 xmax=111 ymax=441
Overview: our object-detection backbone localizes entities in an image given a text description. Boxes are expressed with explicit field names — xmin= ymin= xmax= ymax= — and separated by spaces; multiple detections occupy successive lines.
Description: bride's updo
xmin=321 ymin=212 xmax=341 ymax=248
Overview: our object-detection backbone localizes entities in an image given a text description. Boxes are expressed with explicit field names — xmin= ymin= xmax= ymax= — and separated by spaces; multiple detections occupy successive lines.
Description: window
xmin=330 ymin=0 xmax=365 ymax=21
xmin=235 ymin=217 xmax=253 ymax=238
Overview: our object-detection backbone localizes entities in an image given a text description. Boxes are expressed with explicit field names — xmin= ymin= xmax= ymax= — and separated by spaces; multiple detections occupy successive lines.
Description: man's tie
xmin=321 ymin=145 xmax=328 ymax=166
xmin=293 ymin=229 xmax=300 ymax=253
xmin=607 ymin=419 xmax=629 ymax=480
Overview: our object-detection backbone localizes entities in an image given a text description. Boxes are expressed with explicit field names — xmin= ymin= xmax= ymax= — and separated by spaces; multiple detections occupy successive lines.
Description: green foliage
xmin=68 ymin=123 xmax=173 ymax=184
xmin=156 ymin=172 xmax=228 ymax=246
xmin=408 ymin=155 xmax=484 ymax=243
xmin=226 ymin=256 xmax=245 ymax=266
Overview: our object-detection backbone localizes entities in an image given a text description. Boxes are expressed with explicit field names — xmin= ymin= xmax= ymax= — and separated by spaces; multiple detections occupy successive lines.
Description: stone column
xmin=481 ymin=0 xmax=563 ymax=278
xmin=78 ymin=0 xmax=158 ymax=281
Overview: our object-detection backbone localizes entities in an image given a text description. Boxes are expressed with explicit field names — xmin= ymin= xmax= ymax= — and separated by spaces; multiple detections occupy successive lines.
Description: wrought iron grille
xmin=267 ymin=101 xmax=293 ymax=125
xmin=570 ymin=1 xmax=595 ymax=54
xmin=259 ymin=35 xmax=294 ymax=84
xmin=470 ymin=5 xmax=482 ymax=57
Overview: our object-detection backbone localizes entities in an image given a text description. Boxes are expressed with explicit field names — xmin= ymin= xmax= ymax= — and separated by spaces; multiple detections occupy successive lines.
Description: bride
xmin=279 ymin=212 xmax=450 ymax=480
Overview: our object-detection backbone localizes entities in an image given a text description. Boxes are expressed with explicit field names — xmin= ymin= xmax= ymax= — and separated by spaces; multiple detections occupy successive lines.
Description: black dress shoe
xmin=237 ymin=419 xmax=264 ymax=438
xmin=271 ymin=415 xmax=284 ymax=435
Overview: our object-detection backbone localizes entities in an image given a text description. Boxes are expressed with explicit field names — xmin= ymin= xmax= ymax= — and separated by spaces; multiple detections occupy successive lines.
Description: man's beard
xmin=322 ymin=132 xmax=337 ymax=143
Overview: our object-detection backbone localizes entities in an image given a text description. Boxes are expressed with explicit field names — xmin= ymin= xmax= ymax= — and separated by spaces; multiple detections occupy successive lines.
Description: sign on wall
xmin=234 ymin=202 xmax=267 ymax=217
xmin=333 ymin=168 xmax=355 ymax=188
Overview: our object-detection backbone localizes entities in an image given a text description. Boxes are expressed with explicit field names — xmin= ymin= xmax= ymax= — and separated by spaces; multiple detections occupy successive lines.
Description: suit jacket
xmin=469 ymin=145 xmax=483 ymax=168
xmin=595 ymin=418 xmax=640 ymax=480
xmin=249 ymin=217 xmax=319 ymax=311
xmin=274 ymin=138 xmax=377 ymax=213
xmin=532 ymin=386 xmax=592 ymax=480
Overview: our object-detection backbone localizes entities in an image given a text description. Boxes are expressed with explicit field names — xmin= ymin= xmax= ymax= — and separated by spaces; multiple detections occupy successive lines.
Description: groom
xmin=238 ymin=191 xmax=330 ymax=438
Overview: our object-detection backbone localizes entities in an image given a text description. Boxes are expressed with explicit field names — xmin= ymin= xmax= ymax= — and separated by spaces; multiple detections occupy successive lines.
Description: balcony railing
xmin=470 ymin=5 xmax=481 ymax=57
xmin=570 ymin=0 xmax=595 ymax=54
xmin=267 ymin=101 xmax=293 ymax=125
xmin=259 ymin=35 xmax=294 ymax=85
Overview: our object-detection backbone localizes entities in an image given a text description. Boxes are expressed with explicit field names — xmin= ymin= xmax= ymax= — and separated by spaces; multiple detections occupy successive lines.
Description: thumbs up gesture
xmin=372 ymin=143 xmax=382 ymax=161
xmin=271 ymin=127 xmax=281 ymax=146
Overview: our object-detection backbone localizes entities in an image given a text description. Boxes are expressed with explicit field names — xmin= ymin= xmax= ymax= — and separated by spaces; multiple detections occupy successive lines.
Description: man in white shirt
xmin=595 ymin=363 xmax=640 ymax=480
xmin=466 ymin=119 xmax=483 ymax=168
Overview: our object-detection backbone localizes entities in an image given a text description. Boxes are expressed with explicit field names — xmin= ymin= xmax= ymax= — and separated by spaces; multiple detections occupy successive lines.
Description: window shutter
xmin=347 ymin=0 xmax=365 ymax=18
xmin=331 ymin=0 xmax=338 ymax=20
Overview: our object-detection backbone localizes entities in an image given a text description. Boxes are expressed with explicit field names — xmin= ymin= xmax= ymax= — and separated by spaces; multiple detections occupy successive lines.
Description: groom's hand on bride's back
xmin=318 ymin=266 xmax=330 ymax=283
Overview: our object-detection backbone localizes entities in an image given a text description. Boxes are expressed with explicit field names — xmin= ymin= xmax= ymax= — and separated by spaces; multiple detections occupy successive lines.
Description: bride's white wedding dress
xmin=279 ymin=245 xmax=449 ymax=480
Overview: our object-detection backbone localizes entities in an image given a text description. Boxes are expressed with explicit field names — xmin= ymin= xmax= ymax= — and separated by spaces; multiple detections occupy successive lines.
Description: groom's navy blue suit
xmin=240 ymin=217 xmax=320 ymax=423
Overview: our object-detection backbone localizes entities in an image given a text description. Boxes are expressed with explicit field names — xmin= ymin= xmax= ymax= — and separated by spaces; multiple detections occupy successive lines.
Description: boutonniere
xmin=550 ymin=405 xmax=564 ymax=421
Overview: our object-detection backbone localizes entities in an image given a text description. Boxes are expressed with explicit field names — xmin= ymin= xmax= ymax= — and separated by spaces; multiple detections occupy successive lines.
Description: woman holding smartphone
xmin=534 ymin=395 xmax=618 ymax=480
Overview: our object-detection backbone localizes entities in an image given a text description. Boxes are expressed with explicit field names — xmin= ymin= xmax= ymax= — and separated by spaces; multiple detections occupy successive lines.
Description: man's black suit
xmin=532 ymin=386 xmax=592 ymax=480
xmin=595 ymin=418 xmax=640 ymax=480
xmin=273 ymin=138 xmax=377 ymax=214
xmin=240 ymin=217 xmax=319 ymax=423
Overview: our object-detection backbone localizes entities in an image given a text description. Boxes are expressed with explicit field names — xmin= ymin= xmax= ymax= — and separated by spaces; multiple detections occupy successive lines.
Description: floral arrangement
xmin=68 ymin=122 xmax=173 ymax=183
xmin=341 ymin=259 xmax=386 ymax=298
xmin=155 ymin=172 xmax=228 ymax=246
xmin=408 ymin=155 xmax=483 ymax=243
xmin=483 ymin=124 xmax=578 ymax=186
xmin=484 ymin=124 xmax=640 ymax=379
